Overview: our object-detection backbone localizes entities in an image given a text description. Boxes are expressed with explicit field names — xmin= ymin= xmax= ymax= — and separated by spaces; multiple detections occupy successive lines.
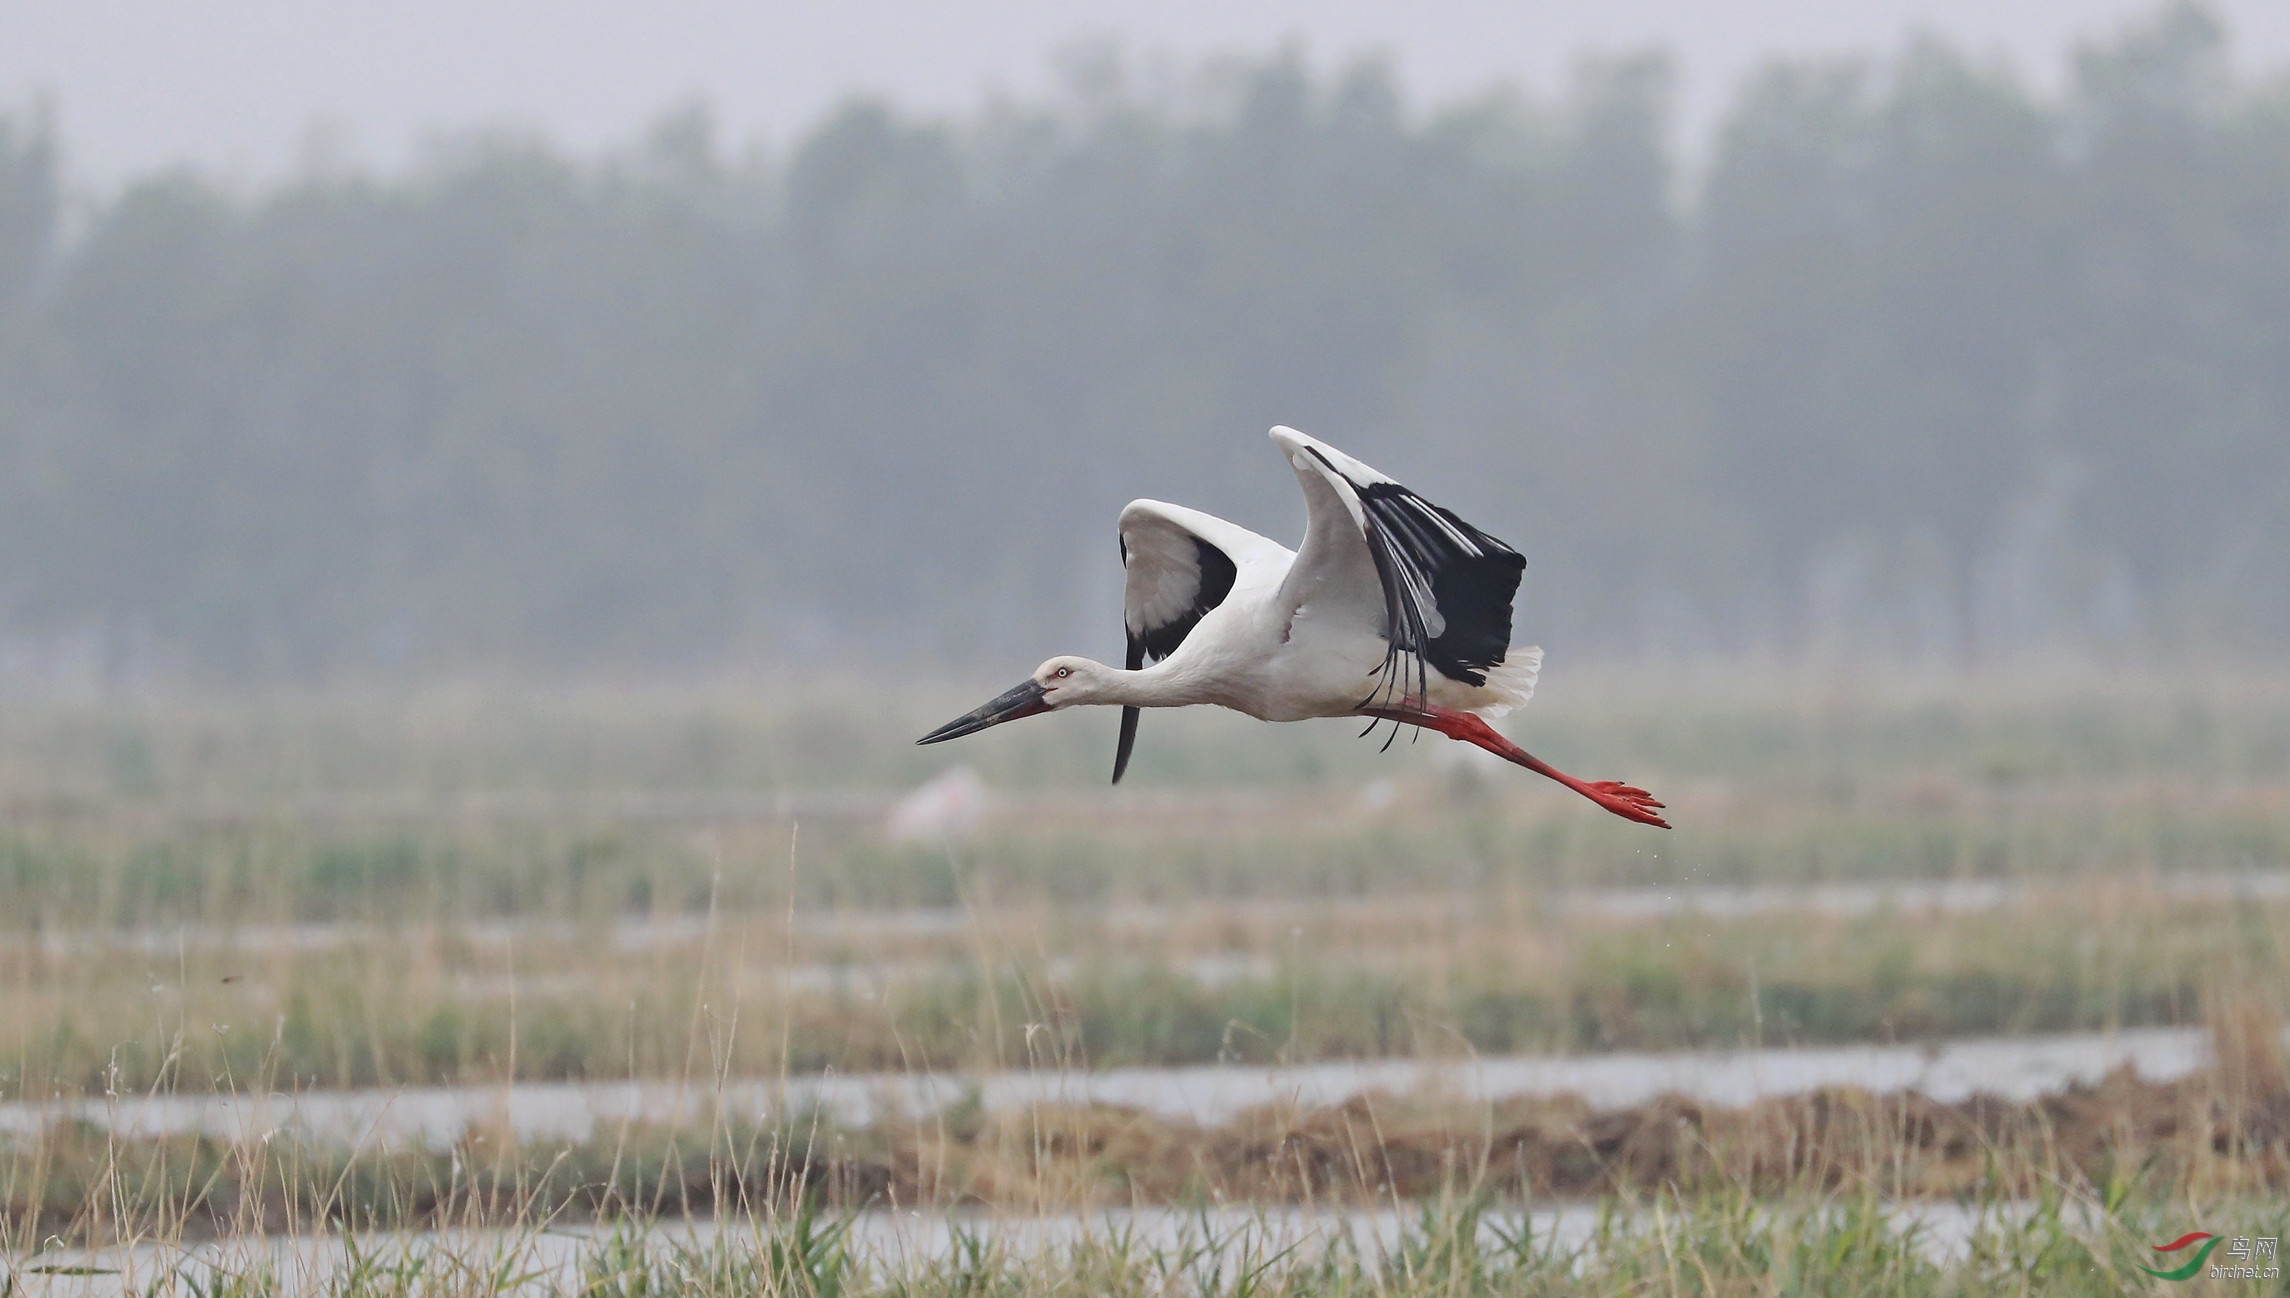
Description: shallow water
xmin=1557 ymin=870 xmax=2290 ymax=920
xmin=0 ymin=1025 xmax=2207 ymax=1151
xmin=0 ymin=1198 xmax=2077 ymax=1296
xmin=18 ymin=869 xmax=2288 ymax=961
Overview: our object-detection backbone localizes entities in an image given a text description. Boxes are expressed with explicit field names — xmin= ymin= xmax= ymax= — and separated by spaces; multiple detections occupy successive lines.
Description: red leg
xmin=1367 ymin=706 xmax=1669 ymax=828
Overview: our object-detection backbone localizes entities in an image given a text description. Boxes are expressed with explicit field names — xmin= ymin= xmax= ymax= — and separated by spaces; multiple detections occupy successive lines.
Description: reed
xmin=6 ymin=1108 xmax=2290 ymax=1293
xmin=12 ymin=1050 xmax=2290 ymax=1238
xmin=0 ymin=673 xmax=2284 ymax=1291
xmin=0 ymin=885 xmax=2263 ymax=1096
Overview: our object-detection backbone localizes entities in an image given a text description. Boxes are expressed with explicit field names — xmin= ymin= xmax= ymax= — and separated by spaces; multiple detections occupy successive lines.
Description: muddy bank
xmin=0 ymin=1027 xmax=2209 ymax=1147
xmin=11 ymin=1060 xmax=2287 ymax=1241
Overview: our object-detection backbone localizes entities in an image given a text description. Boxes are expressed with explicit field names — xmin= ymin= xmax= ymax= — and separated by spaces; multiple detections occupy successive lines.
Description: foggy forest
xmin=0 ymin=2 xmax=2282 ymax=682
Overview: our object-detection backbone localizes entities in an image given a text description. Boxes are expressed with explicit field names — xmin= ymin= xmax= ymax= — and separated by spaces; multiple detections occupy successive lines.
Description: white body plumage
xmin=919 ymin=426 xmax=1664 ymax=827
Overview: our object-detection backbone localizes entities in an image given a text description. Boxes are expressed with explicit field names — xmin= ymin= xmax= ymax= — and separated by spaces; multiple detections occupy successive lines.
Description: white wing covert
xmin=1114 ymin=500 xmax=1281 ymax=781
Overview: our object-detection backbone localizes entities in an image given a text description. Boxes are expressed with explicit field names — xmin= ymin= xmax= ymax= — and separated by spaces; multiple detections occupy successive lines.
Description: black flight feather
xmin=1303 ymin=448 xmax=1524 ymax=717
xmin=1115 ymin=534 xmax=1237 ymax=783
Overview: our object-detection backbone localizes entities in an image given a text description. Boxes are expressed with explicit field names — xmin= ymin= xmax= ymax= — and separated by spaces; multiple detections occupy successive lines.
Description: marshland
xmin=3 ymin=672 xmax=2289 ymax=1294
xmin=12 ymin=2 xmax=2290 ymax=1289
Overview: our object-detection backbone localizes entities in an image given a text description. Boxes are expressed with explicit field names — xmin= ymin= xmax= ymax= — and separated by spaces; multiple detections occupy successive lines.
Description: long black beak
xmin=917 ymin=680 xmax=1052 ymax=745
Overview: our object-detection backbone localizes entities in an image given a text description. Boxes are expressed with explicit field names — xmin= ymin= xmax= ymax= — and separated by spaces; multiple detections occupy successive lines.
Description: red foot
xmin=1578 ymin=780 xmax=1669 ymax=829
xmin=1366 ymin=706 xmax=1670 ymax=829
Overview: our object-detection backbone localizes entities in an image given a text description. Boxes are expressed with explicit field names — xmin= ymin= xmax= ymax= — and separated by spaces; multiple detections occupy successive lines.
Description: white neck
xmin=1074 ymin=659 xmax=1198 ymax=709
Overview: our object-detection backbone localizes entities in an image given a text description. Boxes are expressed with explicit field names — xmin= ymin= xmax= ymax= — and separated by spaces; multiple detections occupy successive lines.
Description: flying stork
xmin=918 ymin=427 xmax=1668 ymax=828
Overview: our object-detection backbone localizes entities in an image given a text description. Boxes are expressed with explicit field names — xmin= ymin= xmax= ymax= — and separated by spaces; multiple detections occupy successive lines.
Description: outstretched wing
xmin=1269 ymin=426 xmax=1525 ymax=711
xmin=1114 ymin=501 xmax=1289 ymax=783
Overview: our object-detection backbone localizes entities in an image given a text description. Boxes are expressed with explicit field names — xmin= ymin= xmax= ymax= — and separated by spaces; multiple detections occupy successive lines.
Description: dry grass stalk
xmin=12 ymin=1064 xmax=2290 ymax=1243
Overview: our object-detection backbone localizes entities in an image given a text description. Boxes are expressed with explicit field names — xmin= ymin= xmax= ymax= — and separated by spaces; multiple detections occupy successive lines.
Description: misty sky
xmin=5 ymin=0 xmax=2288 ymax=186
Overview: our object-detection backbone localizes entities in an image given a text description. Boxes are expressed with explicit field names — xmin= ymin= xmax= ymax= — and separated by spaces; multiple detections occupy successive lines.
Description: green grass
xmin=9 ymin=1192 xmax=2290 ymax=1296
xmin=0 ymin=671 xmax=2286 ymax=925
xmin=0 ymin=889 xmax=2264 ymax=1096
xmin=2 ymin=673 xmax=2289 ymax=1292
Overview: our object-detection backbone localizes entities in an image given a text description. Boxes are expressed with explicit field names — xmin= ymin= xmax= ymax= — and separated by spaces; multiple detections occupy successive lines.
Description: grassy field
xmin=16 ymin=1193 xmax=2290 ymax=1296
xmin=0 ymin=672 xmax=2280 ymax=930
xmin=11 ymin=1024 xmax=2290 ymax=1233
xmin=8 ymin=1140 xmax=2290 ymax=1292
xmin=10 ymin=997 xmax=2290 ymax=1281
xmin=0 ymin=672 xmax=2283 ymax=1089
xmin=0 ymin=881 xmax=2262 ymax=1095
xmin=2 ymin=671 xmax=2289 ymax=1289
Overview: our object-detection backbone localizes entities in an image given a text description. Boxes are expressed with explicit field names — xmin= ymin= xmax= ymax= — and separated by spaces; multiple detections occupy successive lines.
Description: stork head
xmin=915 ymin=656 xmax=1110 ymax=745
xmin=1031 ymin=655 xmax=1119 ymax=705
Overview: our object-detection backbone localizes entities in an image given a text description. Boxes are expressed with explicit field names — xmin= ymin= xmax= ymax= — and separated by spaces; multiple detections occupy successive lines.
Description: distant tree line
xmin=0 ymin=3 xmax=2283 ymax=682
